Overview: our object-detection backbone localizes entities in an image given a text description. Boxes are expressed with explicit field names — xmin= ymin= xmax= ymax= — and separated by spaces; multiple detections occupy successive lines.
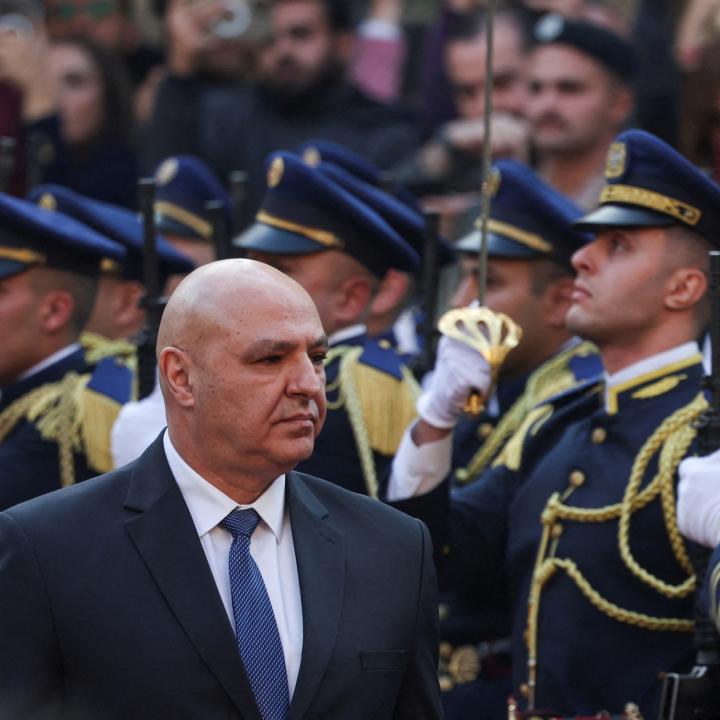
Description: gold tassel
xmin=347 ymin=361 xmax=420 ymax=457
xmin=77 ymin=387 xmax=123 ymax=473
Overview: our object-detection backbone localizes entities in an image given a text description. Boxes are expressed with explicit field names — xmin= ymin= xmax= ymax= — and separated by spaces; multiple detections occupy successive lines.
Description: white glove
xmin=416 ymin=334 xmax=492 ymax=429
xmin=677 ymin=449 xmax=720 ymax=548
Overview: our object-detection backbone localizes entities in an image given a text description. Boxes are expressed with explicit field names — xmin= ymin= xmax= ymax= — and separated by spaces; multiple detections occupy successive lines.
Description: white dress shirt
xmin=163 ymin=432 xmax=303 ymax=698
xmin=111 ymin=380 xmax=167 ymax=467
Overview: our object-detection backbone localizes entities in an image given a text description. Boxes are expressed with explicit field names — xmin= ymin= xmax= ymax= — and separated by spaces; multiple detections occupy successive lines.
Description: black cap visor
xmin=0 ymin=259 xmax=31 ymax=279
xmin=574 ymin=204 xmax=676 ymax=232
xmin=455 ymin=230 xmax=549 ymax=260
xmin=234 ymin=222 xmax=327 ymax=256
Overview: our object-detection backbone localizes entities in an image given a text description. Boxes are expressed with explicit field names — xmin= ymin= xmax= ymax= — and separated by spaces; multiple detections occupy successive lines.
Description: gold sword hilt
xmin=438 ymin=307 xmax=522 ymax=415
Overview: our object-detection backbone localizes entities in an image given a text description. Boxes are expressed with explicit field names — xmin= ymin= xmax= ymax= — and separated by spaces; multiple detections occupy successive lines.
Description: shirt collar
xmin=16 ymin=343 xmax=82 ymax=382
xmin=328 ymin=324 xmax=366 ymax=346
xmin=163 ymin=431 xmax=286 ymax=543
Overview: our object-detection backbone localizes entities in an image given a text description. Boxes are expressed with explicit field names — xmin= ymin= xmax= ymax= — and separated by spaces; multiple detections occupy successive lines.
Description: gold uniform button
xmin=591 ymin=427 xmax=607 ymax=444
xmin=378 ymin=339 xmax=392 ymax=349
xmin=439 ymin=675 xmax=454 ymax=692
xmin=519 ymin=683 xmax=530 ymax=698
xmin=439 ymin=642 xmax=453 ymax=659
xmin=477 ymin=422 xmax=494 ymax=439
xmin=569 ymin=470 xmax=585 ymax=487
xmin=551 ymin=524 xmax=563 ymax=539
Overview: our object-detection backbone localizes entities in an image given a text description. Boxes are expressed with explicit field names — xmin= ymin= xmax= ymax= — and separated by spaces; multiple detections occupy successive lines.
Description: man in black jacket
xmin=142 ymin=0 xmax=421 ymax=226
xmin=0 ymin=258 xmax=443 ymax=720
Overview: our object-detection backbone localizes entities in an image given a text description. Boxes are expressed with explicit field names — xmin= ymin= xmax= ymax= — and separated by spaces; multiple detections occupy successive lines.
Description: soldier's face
xmin=451 ymin=255 xmax=568 ymax=378
xmin=567 ymin=227 xmax=671 ymax=347
xmin=0 ymin=270 xmax=46 ymax=386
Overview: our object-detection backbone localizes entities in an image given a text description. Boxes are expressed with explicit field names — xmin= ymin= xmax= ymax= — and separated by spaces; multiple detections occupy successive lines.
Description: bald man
xmin=0 ymin=259 xmax=443 ymax=720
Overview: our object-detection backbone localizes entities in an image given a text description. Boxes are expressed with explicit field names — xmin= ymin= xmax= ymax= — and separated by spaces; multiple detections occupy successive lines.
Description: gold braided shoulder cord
xmin=525 ymin=393 xmax=707 ymax=708
xmin=457 ymin=343 xmax=596 ymax=483
xmin=80 ymin=332 xmax=136 ymax=365
xmin=321 ymin=345 xmax=379 ymax=499
xmin=0 ymin=372 xmax=90 ymax=489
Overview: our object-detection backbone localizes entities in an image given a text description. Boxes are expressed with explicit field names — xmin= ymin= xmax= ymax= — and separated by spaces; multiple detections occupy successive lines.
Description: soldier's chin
xmin=565 ymin=305 xmax=591 ymax=338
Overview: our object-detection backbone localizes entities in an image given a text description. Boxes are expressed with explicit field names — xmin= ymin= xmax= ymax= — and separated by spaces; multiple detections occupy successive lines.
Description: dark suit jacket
xmin=0 ymin=435 xmax=443 ymax=720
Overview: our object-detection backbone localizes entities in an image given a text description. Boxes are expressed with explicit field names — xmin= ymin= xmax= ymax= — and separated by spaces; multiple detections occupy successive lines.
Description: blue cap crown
xmin=316 ymin=161 xmax=455 ymax=267
xmin=27 ymin=185 xmax=195 ymax=283
xmin=153 ymin=155 xmax=232 ymax=241
xmin=456 ymin=160 xmax=587 ymax=265
xmin=297 ymin=139 xmax=421 ymax=213
xmin=0 ymin=192 xmax=126 ymax=280
xmin=235 ymin=151 xmax=420 ymax=277
xmin=575 ymin=129 xmax=720 ymax=245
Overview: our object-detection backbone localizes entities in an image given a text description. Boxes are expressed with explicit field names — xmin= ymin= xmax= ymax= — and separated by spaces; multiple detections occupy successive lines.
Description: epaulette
xmin=356 ymin=338 xmax=405 ymax=380
xmin=86 ymin=356 xmax=135 ymax=404
xmin=0 ymin=369 xmax=126 ymax=487
xmin=567 ymin=349 xmax=603 ymax=382
xmin=456 ymin=343 xmax=602 ymax=483
xmin=324 ymin=342 xmax=420 ymax=498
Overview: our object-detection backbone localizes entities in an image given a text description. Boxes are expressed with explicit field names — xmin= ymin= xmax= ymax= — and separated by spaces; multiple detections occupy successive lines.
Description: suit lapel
xmin=287 ymin=472 xmax=346 ymax=720
xmin=123 ymin=436 xmax=261 ymax=720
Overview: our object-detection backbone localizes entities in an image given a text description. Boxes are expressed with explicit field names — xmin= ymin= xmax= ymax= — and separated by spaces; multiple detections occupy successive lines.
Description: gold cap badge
xmin=155 ymin=157 xmax=178 ymax=186
xmin=302 ymin=147 xmax=321 ymax=167
xmin=482 ymin=167 xmax=501 ymax=198
xmin=605 ymin=142 xmax=627 ymax=179
xmin=267 ymin=156 xmax=285 ymax=188
xmin=38 ymin=193 xmax=56 ymax=211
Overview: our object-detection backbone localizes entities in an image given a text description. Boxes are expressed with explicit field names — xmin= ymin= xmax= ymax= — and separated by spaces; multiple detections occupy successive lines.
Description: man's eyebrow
xmin=241 ymin=335 xmax=328 ymax=358
xmin=243 ymin=339 xmax=297 ymax=357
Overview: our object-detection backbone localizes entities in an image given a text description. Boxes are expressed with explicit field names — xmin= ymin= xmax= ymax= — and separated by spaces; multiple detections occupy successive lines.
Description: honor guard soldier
xmin=235 ymin=150 xmax=421 ymax=497
xmin=389 ymin=129 xmax=720 ymax=718
xmin=312 ymin=156 xmax=455 ymax=357
xmin=28 ymin=184 xmax=196 ymax=343
xmin=0 ymin=193 xmax=127 ymax=510
xmin=152 ymin=154 xmax=234 ymax=269
xmin=390 ymin=159 xmax=601 ymax=720
xmin=25 ymin=185 xmax=195 ymax=464
xmin=299 ymin=138 xmax=451 ymax=359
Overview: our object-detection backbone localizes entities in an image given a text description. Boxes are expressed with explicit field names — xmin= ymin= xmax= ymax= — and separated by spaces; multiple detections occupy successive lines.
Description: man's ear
xmin=369 ymin=270 xmax=410 ymax=317
xmin=38 ymin=290 xmax=74 ymax=335
xmin=665 ymin=267 xmax=708 ymax=311
xmin=334 ymin=274 xmax=374 ymax=326
xmin=159 ymin=347 xmax=195 ymax=408
xmin=540 ymin=275 xmax=575 ymax=329
xmin=115 ymin=281 xmax=146 ymax=335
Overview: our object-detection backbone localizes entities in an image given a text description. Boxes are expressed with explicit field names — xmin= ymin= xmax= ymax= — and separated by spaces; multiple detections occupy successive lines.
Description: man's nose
xmin=288 ymin=355 xmax=324 ymax=396
xmin=571 ymin=241 xmax=595 ymax=274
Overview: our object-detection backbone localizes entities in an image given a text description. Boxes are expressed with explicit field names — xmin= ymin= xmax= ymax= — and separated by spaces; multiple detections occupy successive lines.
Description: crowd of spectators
xmin=0 ymin=0 xmax=716 ymax=237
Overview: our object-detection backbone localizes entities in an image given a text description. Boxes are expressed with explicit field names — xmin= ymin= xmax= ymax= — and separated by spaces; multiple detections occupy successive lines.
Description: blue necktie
xmin=220 ymin=508 xmax=289 ymax=720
